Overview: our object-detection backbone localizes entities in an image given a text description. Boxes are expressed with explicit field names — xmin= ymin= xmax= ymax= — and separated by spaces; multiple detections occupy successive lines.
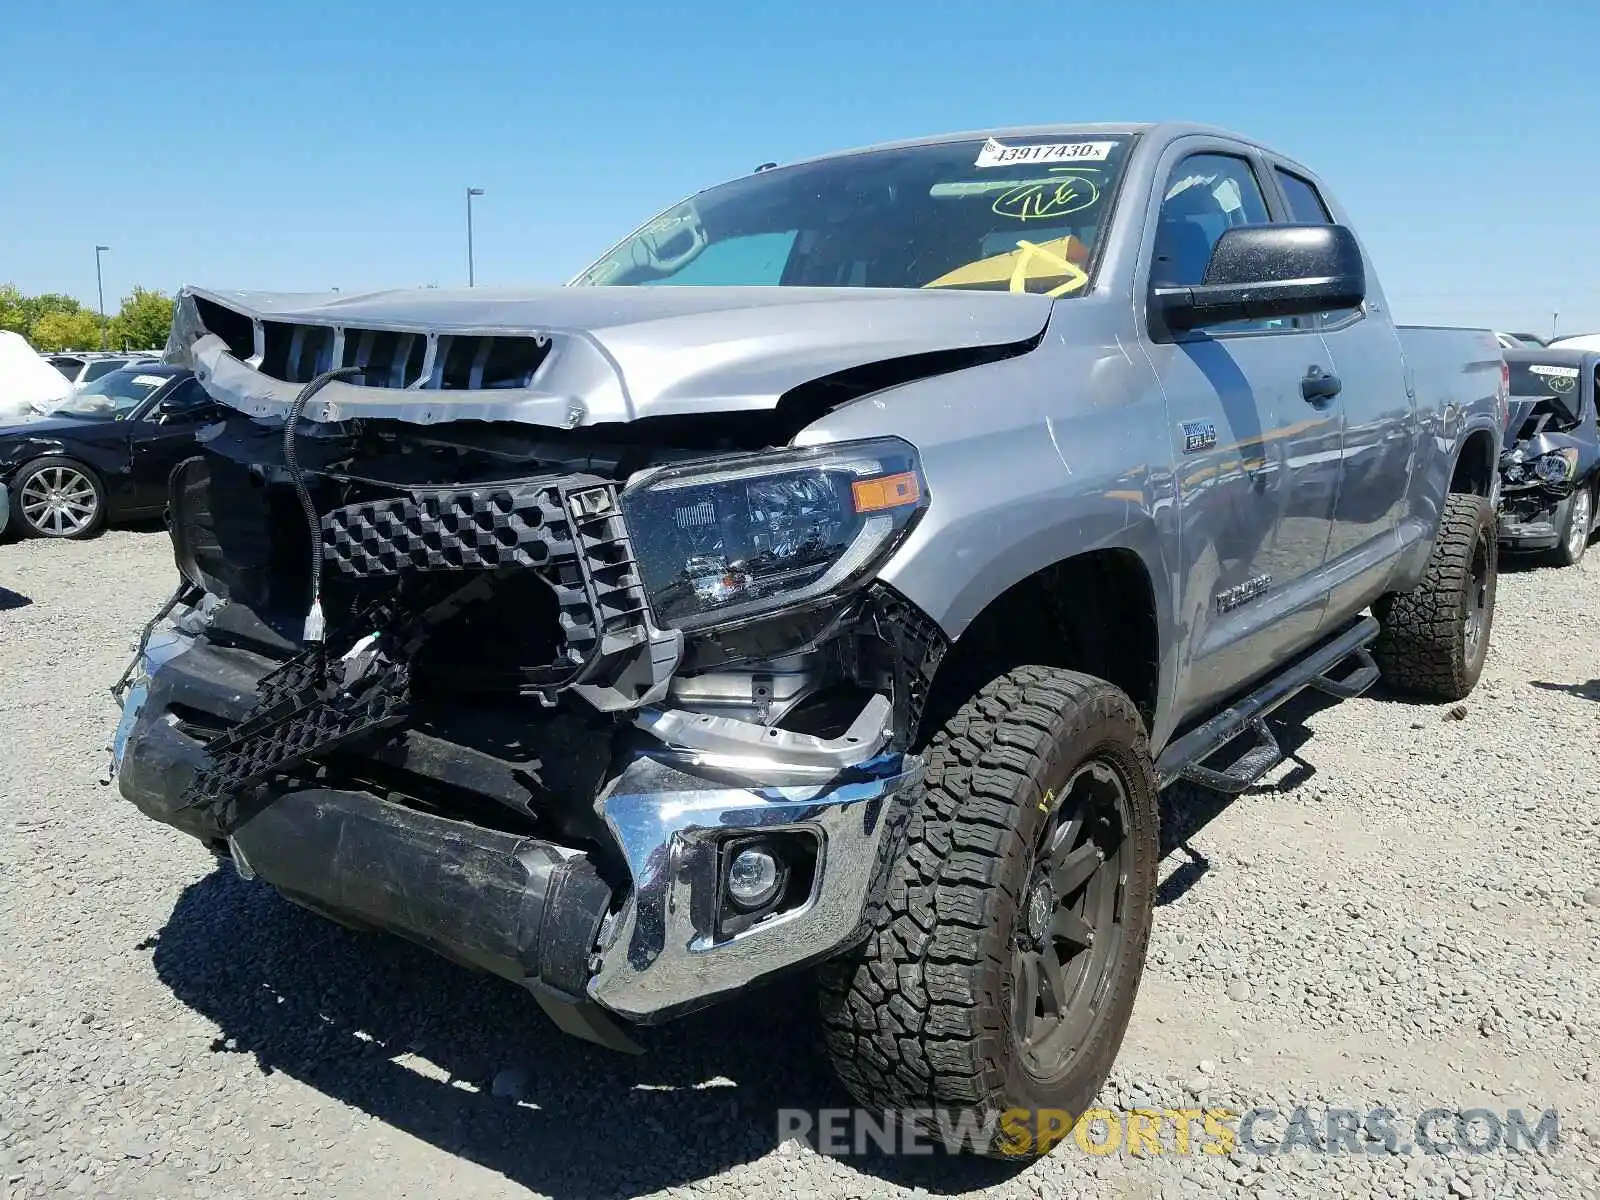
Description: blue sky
xmin=2 ymin=0 xmax=1594 ymax=336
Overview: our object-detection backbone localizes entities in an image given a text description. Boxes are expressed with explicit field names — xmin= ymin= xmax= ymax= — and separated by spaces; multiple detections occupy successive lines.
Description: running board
xmin=1155 ymin=615 xmax=1381 ymax=791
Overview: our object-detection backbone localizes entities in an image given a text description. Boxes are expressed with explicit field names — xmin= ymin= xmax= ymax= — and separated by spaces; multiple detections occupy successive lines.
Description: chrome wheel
xmin=19 ymin=465 xmax=99 ymax=537
xmin=1566 ymin=488 xmax=1591 ymax=562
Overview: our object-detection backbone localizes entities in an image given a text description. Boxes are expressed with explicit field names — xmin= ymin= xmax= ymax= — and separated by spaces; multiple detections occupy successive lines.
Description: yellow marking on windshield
xmin=923 ymin=235 xmax=1090 ymax=297
xmin=1009 ymin=241 xmax=1089 ymax=298
xmin=992 ymin=170 xmax=1101 ymax=223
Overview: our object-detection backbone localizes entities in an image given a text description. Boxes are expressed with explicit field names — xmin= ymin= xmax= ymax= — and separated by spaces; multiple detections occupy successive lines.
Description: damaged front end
xmin=110 ymin=299 xmax=957 ymax=1047
xmin=1496 ymin=395 xmax=1586 ymax=549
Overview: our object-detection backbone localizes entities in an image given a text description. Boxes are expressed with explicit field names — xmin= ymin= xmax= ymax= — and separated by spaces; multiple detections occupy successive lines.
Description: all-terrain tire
xmin=1372 ymin=492 xmax=1497 ymax=701
xmin=816 ymin=667 xmax=1159 ymax=1159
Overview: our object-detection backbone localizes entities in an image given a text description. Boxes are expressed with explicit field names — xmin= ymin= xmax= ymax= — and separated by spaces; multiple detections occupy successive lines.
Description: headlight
xmin=620 ymin=437 xmax=928 ymax=631
xmin=1534 ymin=448 xmax=1579 ymax=484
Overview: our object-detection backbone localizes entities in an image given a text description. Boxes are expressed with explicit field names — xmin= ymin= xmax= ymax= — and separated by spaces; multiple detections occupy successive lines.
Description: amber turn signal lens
xmin=851 ymin=472 xmax=921 ymax=513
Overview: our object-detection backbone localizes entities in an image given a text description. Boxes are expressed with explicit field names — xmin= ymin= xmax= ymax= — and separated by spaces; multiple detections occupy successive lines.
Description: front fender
xmin=792 ymin=325 xmax=1180 ymax=740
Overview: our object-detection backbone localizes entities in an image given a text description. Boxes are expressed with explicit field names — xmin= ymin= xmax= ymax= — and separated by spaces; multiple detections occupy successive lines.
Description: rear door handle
xmin=1301 ymin=366 xmax=1342 ymax=403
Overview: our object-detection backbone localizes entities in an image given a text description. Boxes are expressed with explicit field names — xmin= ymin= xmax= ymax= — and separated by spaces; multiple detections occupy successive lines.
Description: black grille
xmin=323 ymin=485 xmax=571 ymax=574
xmin=320 ymin=476 xmax=653 ymax=674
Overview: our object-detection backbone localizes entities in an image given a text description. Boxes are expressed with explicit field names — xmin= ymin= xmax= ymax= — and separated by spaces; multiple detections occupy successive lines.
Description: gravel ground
xmin=1 ymin=527 xmax=1597 ymax=1200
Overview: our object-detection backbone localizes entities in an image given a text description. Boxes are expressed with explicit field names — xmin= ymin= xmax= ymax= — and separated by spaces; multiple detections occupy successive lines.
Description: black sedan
xmin=1497 ymin=348 xmax=1600 ymax=566
xmin=0 ymin=364 xmax=226 ymax=540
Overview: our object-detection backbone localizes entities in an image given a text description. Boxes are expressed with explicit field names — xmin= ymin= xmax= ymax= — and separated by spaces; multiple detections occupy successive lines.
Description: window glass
xmin=1274 ymin=168 xmax=1361 ymax=323
xmin=1275 ymin=169 xmax=1333 ymax=224
xmin=572 ymin=135 xmax=1136 ymax=297
xmin=1154 ymin=153 xmax=1286 ymax=332
xmin=50 ymin=368 xmax=170 ymax=418
xmin=49 ymin=357 xmax=83 ymax=380
xmin=82 ymin=359 xmax=129 ymax=382
xmin=638 ymin=231 xmax=798 ymax=286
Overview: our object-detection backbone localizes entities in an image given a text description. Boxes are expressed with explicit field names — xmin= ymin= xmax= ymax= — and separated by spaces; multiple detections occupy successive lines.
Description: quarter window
xmin=1275 ymin=167 xmax=1360 ymax=323
xmin=1275 ymin=169 xmax=1334 ymax=224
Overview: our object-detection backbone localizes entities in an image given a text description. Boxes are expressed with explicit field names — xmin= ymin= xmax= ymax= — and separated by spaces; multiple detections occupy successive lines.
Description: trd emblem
xmin=1181 ymin=420 xmax=1217 ymax=453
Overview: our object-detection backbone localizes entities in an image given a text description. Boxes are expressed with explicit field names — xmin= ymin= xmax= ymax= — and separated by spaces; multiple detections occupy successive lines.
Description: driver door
xmin=127 ymin=378 xmax=224 ymax=513
xmin=1140 ymin=142 xmax=1345 ymax=721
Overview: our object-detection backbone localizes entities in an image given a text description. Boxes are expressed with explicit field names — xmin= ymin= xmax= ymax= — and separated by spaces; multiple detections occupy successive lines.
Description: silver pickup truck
xmin=110 ymin=122 xmax=1506 ymax=1157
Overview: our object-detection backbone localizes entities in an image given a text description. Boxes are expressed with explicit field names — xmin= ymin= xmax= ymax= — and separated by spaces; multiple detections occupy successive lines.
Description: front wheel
xmin=11 ymin=456 xmax=107 ymax=539
xmin=1372 ymin=492 xmax=1497 ymax=701
xmin=817 ymin=667 xmax=1159 ymax=1159
xmin=1551 ymin=484 xmax=1593 ymax=567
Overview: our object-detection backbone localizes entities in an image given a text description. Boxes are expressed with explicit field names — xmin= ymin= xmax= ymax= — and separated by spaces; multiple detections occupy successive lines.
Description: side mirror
xmin=1153 ymin=223 xmax=1367 ymax=333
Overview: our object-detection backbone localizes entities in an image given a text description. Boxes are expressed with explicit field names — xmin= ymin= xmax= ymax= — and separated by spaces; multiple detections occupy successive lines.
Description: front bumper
xmin=111 ymin=611 xmax=921 ymax=1032
xmin=1496 ymin=486 xmax=1564 ymax=550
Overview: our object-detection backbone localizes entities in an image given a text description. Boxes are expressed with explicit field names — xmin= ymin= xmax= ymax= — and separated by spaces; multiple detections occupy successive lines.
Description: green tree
xmin=31 ymin=309 xmax=103 ymax=353
xmin=0 ymin=284 xmax=29 ymax=336
xmin=106 ymin=286 xmax=174 ymax=351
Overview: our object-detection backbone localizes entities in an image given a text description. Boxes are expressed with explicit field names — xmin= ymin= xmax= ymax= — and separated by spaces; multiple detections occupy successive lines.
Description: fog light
xmin=727 ymin=844 xmax=783 ymax=911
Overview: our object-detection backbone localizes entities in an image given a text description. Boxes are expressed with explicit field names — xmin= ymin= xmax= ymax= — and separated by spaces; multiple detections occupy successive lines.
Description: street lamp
xmin=94 ymin=245 xmax=110 ymax=349
xmin=465 ymin=187 xmax=485 ymax=287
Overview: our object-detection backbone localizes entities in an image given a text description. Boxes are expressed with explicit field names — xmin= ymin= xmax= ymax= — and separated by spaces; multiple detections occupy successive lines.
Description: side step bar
xmin=1155 ymin=615 xmax=1381 ymax=792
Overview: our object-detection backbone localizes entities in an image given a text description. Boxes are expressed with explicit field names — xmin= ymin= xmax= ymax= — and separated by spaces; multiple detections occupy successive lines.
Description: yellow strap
xmin=1010 ymin=240 xmax=1089 ymax=298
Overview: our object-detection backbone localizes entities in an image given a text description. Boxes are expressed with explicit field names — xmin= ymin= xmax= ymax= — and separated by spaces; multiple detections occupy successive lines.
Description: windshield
xmin=51 ymin=368 xmax=169 ymax=418
xmin=1509 ymin=361 xmax=1584 ymax=401
xmin=571 ymin=134 xmax=1134 ymax=296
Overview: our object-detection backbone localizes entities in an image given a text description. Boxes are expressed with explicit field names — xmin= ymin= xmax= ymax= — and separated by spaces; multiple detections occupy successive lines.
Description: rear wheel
xmin=1372 ymin=492 xmax=1497 ymax=701
xmin=12 ymin=456 xmax=107 ymax=539
xmin=1551 ymin=484 xmax=1593 ymax=567
xmin=817 ymin=667 xmax=1159 ymax=1159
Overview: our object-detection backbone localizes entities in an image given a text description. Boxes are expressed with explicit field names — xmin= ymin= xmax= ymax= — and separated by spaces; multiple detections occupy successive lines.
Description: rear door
xmin=1267 ymin=163 xmax=1418 ymax=622
xmin=1138 ymin=138 xmax=1344 ymax=720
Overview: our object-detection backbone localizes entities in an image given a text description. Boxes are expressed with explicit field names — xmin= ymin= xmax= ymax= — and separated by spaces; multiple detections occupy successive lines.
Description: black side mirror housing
xmin=1153 ymin=223 xmax=1367 ymax=333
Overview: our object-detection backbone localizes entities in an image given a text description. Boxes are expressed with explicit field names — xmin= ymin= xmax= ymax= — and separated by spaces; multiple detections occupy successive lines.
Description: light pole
xmin=94 ymin=245 xmax=110 ymax=349
xmin=465 ymin=187 xmax=484 ymax=286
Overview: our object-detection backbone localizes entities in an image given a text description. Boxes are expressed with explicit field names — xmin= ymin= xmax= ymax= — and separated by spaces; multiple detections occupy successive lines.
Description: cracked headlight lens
xmin=620 ymin=437 xmax=928 ymax=631
xmin=1534 ymin=448 xmax=1579 ymax=484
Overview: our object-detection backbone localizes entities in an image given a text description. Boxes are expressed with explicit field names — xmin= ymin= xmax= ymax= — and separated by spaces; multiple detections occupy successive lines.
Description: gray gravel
xmin=1 ymin=528 xmax=1597 ymax=1200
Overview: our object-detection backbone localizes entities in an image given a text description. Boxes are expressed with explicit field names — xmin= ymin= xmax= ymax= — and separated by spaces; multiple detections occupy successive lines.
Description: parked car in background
xmin=45 ymin=351 xmax=165 ymax=394
xmin=1550 ymin=332 xmax=1600 ymax=354
xmin=1497 ymin=347 xmax=1599 ymax=565
xmin=111 ymin=122 xmax=1505 ymax=1157
xmin=0 ymin=365 xmax=222 ymax=540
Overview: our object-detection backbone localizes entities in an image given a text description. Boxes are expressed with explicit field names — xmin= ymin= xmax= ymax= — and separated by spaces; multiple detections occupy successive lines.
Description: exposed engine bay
xmin=143 ymin=396 xmax=946 ymax=868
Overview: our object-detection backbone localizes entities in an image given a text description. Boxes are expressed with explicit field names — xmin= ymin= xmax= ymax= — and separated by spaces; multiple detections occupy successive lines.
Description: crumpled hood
xmin=1504 ymin=398 xmax=1540 ymax=438
xmin=170 ymin=284 xmax=1054 ymax=427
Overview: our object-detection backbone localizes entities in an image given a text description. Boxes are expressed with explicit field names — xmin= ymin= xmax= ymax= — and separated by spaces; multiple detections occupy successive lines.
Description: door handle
xmin=1301 ymin=366 xmax=1342 ymax=403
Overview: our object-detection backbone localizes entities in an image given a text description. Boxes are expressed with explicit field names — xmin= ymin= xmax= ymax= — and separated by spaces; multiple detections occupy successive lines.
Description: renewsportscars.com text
xmin=777 ymin=1105 xmax=1564 ymax=1158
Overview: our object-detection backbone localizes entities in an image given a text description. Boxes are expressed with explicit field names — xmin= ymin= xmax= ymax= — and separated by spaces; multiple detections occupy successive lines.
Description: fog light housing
xmin=727 ymin=843 xmax=784 ymax=911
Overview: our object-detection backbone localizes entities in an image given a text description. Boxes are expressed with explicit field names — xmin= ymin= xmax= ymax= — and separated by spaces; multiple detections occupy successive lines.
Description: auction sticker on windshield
xmin=975 ymin=138 xmax=1115 ymax=168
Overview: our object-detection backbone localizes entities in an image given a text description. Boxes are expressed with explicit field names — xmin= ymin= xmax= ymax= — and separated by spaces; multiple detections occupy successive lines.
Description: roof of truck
xmin=773 ymin=122 xmax=1269 ymax=170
